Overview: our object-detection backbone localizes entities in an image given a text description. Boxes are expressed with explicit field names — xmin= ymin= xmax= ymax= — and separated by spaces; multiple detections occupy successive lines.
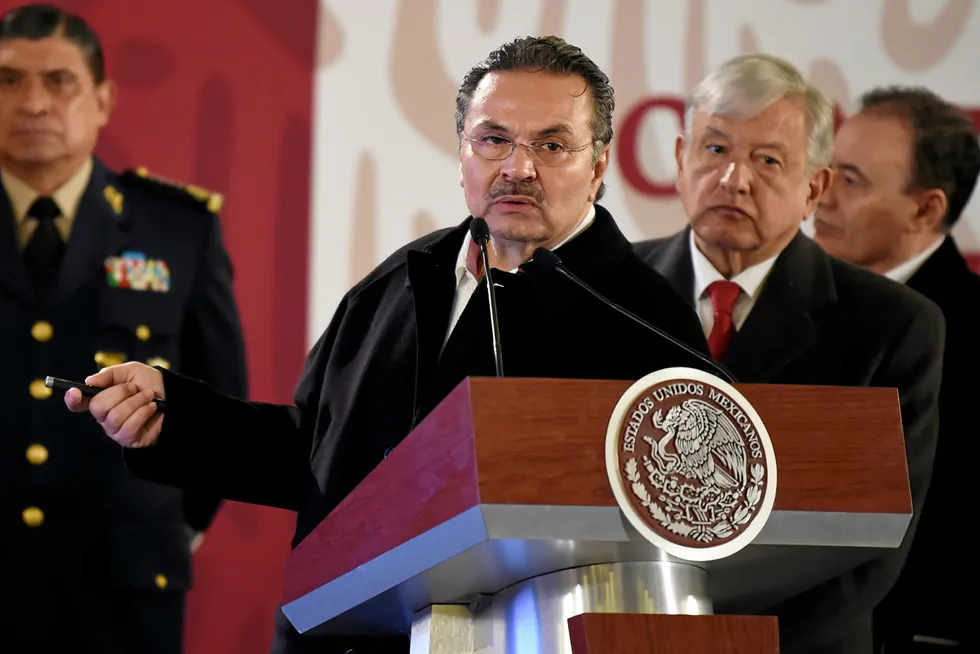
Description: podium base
xmin=410 ymin=560 xmax=710 ymax=654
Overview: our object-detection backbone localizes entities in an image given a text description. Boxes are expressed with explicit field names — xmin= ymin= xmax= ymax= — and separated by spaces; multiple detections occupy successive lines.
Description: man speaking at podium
xmin=64 ymin=36 xmax=719 ymax=653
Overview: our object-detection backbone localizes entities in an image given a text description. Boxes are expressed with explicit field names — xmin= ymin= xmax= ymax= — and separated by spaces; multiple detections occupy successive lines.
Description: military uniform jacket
xmin=123 ymin=204 xmax=718 ymax=654
xmin=0 ymin=158 xmax=248 ymax=649
xmin=635 ymin=229 xmax=945 ymax=654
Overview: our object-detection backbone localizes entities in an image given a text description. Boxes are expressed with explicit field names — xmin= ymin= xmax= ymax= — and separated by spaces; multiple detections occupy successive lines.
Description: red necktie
xmin=706 ymin=280 xmax=741 ymax=361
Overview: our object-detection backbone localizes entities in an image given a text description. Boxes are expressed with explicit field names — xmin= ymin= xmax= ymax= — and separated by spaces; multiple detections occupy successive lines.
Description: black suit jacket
xmin=873 ymin=237 xmax=979 ymax=649
xmin=0 ymin=158 xmax=248 ymax=653
xmin=634 ymin=229 xmax=944 ymax=654
xmin=122 ymin=204 xmax=718 ymax=653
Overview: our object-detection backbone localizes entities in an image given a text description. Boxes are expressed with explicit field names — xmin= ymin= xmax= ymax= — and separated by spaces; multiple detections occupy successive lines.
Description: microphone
xmin=526 ymin=247 xmax=738 ymax=384
xmin=469 ymin=217 xmax=505 ymax=376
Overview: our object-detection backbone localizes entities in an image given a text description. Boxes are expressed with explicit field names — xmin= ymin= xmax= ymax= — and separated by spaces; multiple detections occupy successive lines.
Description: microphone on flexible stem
xmin=469 ymin=217 xmax=505 ymax=376
xmin=527 ymin=247 xmax=738 ymax=384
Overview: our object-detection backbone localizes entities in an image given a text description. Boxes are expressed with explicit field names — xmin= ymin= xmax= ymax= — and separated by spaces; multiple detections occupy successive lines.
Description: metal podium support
xmin=409 ymin=561 xmax=711 ymax=654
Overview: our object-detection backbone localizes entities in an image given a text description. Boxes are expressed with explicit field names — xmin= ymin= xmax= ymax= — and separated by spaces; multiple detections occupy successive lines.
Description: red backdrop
xmin=1 ymin=1 xmax=318 ymax=652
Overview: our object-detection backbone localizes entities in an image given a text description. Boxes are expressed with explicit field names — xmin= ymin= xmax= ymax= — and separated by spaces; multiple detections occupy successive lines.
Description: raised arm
xmin=65 ymin=297 xmax=349 ymax=512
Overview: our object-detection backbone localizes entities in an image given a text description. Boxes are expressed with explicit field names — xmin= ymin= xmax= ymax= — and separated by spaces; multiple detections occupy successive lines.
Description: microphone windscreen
xmin=522 ymin=247 xmax=562 ymax=275
xmin=469 ymin=217 xmax=491 ymax=244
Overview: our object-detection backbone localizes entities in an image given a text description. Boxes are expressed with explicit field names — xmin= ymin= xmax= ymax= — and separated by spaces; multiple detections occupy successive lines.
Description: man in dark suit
xmin=813 ymin=86 xmax=980 ymax=652
xmin=65 ymin=36 xmax=717 ymax=654
xmin=633 ymin=54 xmax=944 ymax=654
xmin=0 ymin=6 xmax=248 ymax=653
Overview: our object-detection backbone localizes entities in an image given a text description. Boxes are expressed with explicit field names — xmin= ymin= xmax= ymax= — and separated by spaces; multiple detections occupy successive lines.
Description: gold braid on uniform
xmin=121 ymin=167 xmax=224 ymax=214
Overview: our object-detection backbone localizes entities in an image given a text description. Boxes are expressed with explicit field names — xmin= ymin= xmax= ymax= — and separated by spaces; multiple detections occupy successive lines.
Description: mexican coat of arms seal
xmin=606 ymin=368 xmax=777 ymax=561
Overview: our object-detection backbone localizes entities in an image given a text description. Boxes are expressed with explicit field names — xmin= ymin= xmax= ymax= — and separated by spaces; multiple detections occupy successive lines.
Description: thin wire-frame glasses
xmin=462 ymin=134 xmax=594 ymax=167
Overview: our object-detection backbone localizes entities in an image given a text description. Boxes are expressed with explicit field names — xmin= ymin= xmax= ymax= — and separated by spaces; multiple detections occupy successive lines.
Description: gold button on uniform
xmin=136 ymin=325 xmax=151 ymax=341
xmin=29 ymin=379 xmax=52 ymax=400
xmin=26 ymin=444 xmax=48 ymax=465
xmin=155 ymin=574 xmax=168 ymax=589
xmin=31 ymin=320 xmax=53 ymax=342
xmin=22 ymin=507 xmax=44 ymax=527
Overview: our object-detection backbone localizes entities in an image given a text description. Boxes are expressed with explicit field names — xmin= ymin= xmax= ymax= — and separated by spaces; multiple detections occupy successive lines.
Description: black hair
xmin=0 ymin=4 xmax=105 ymax=83
xmin=861 ymin=86 xmax=980 ymax=229
xmin=455 ymin=36 xmax=614 ymax=200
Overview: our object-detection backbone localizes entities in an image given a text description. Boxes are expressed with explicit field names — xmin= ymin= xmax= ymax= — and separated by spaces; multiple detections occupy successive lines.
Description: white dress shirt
xmin=689 ymin=229 xmax=780 ymax=339
xmin=883 ymin=235 xmax=946 ymax=285
xmin=443 ymin=204 xmax=597 ymax=345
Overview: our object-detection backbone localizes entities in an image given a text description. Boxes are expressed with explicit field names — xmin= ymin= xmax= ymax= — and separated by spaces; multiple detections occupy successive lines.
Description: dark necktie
xmin=22 ymin=196 xmax=65 ymax=300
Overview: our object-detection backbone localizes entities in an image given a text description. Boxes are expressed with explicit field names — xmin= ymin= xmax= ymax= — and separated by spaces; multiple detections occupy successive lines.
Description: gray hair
xmin=684 ymin=54 xmax=835 ymax=171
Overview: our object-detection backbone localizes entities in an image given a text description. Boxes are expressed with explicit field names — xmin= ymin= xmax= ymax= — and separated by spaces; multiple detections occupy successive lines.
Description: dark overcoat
xmin=873 ymin=237 xmax=979 ymax=652
xmin=635 ymin=229 xmax=945 ymax=654
xmin=125 ymin=205 xmax=719 ymax=653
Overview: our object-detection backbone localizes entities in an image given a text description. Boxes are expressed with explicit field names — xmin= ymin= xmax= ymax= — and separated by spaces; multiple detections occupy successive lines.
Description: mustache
xmin=486 ymin=182 xmax=545 ymax=204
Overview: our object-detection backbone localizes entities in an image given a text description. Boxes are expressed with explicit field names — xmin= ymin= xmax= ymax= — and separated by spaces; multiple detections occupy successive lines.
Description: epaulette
xmin=122 ymin=167 xmax=224 ymax=214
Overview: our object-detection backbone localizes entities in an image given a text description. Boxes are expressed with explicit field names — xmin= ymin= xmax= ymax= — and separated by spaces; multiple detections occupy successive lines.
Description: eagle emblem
xmin=606 ymin=368 xmax=777 ymax=562
xmin=650 ymin=399 xmax=747 ymax=489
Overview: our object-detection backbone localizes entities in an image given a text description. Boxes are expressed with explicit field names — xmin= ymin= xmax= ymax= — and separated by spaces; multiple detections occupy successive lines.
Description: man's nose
xmin=17 ymin=78 xmax=52 ymax=115
xmin=720 ymin=161 xmax=751 ymax=194
xmin=500 ymin=143 xmax=537 ymax=181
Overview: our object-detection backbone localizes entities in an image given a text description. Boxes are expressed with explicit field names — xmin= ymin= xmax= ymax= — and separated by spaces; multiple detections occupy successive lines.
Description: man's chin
xmin=485 ymin=215 xmax=545 ymax=243
xmin=693 ymin=221 xmax=758 ymax=252
xmin=5 ymin=148 xmax=65 ymax=167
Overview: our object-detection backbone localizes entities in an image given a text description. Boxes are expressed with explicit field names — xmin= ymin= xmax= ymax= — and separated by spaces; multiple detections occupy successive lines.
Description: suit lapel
xmin=49 ymin=159 xmax=130 ymax=309
xmin=0 ymin=184 xmax=33 ymax=305
xmin=907 ymin=237 xmax=969 ymax=301
xmin=723 ymin=233 xmax=834 ymax=381
xmin=523 ymin=204 xmax=638 ymax=326
xmin=406 ymin=225 xmax=466 ymax=418
xmin=648 ymin=228 xmax=696 ymax=309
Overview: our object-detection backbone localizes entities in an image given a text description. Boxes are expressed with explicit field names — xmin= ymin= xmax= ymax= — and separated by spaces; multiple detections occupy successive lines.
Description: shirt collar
xmin=689 ymin=228 xmax=779 ymax=301
xmin=884 ymin=235 xmax=946 ymax=284
xmin=454 ymin=203 xmax=597 ymax=285
xmin=1 ymin=156 xmax=93 ymax=223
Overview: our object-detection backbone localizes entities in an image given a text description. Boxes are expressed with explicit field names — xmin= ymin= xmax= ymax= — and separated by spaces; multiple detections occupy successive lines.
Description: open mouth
xmin=492 ymin=196 xmax=539 ymax=212
xmin=495 ymin=197 xmax=535 ymax=206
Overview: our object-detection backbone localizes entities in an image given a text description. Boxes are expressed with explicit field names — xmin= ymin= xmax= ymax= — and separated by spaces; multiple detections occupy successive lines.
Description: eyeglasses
xmin=462 ymin=134 xmax=595 ymax=167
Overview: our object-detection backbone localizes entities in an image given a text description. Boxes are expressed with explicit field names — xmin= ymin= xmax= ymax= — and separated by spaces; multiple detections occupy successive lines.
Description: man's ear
xmin=94 ymin=79 xmax=117 ymax=128
xmin=588 ymin=145 xmax=610 ymax=203
xmin=911 ymin=188 xmax=949 ymax=233
xmin=804 ymin=166 xmax=833 ymax=217
xmin=674 ymin=135 xmax=687 ymax=181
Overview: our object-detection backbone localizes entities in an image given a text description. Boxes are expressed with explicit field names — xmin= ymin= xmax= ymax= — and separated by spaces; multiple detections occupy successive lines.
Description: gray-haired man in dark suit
xmin=633 ymin=53 xmax=944 ymax=654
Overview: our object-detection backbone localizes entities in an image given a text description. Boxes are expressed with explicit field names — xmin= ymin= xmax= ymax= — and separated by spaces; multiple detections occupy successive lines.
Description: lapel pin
xmin=103 ymin=185 xmax=124 ymax=215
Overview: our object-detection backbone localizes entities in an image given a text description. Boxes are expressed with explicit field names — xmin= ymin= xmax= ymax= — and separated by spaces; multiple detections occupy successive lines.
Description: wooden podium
xmin=279 ymin=377 xmax=911 ymax=653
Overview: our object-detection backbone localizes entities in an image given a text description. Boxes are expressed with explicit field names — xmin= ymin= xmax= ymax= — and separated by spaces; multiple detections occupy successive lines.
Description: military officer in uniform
xmin=0 ymin=5 xmax=248 ymax=653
